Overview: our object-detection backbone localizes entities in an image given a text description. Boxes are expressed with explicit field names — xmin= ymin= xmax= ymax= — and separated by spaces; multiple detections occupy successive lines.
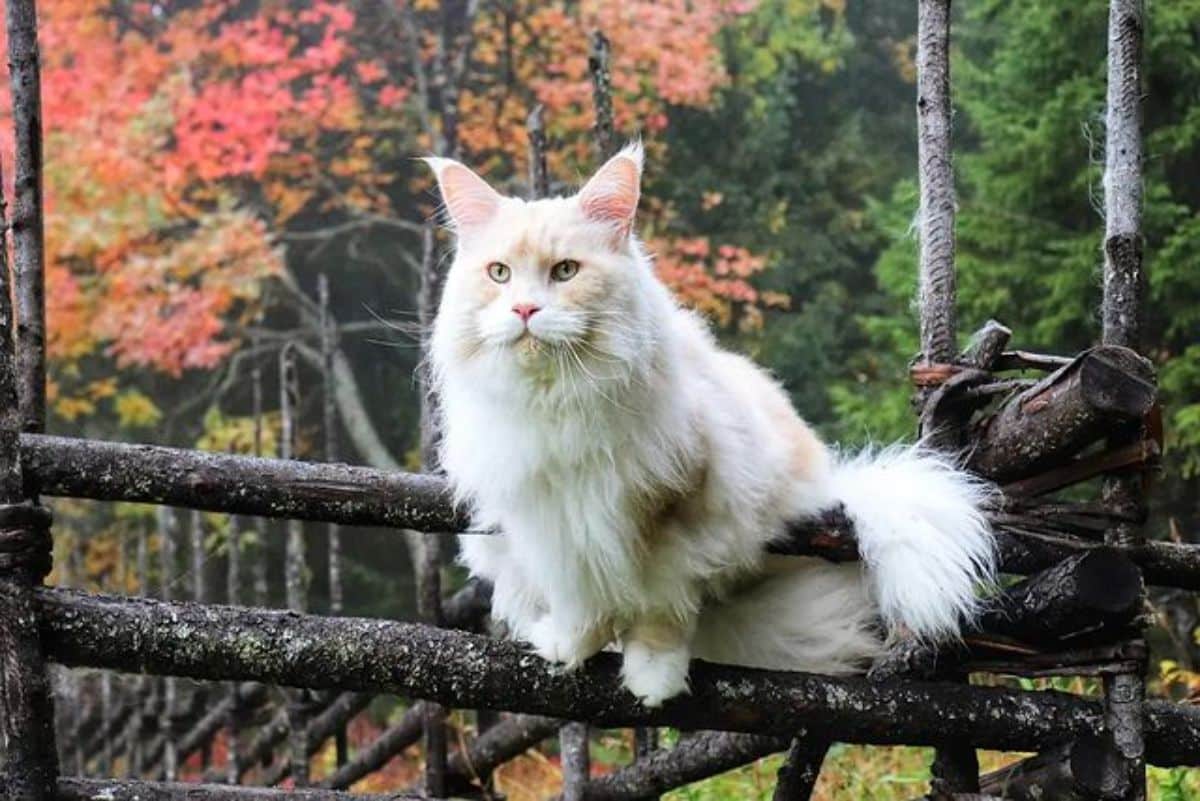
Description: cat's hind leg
xmin=620 ymin=616 xmax=693 ymax=707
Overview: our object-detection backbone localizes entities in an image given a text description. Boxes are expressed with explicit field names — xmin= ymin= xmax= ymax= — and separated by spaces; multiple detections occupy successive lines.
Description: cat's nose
xmin=512 ymin=303 xmax=542 ymax=324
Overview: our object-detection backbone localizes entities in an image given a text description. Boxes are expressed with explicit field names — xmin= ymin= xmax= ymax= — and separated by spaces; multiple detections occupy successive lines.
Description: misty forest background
xmin=4 ymin=0 xmax=1200 ymax=797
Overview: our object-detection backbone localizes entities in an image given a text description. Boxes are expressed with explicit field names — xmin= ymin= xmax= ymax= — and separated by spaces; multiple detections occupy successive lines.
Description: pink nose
xmin=512 ymin=303 xmax=541 ymax=323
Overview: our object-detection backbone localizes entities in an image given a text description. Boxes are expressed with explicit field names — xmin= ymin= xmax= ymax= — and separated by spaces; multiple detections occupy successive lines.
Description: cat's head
xmin=427 ymin=143 xmax=662 ymax=380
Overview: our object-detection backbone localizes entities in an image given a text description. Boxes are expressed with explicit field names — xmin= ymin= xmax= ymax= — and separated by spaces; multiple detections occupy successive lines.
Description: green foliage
xmin=827 ymin=0 xmax=1200 ymax=522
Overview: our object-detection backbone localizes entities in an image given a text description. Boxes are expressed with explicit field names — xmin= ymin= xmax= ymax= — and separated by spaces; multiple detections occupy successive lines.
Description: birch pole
xmin=915 ymin=1 xmax=979 ymax=795
xmin=1098 ymin=1 xmax=1149 ymax=798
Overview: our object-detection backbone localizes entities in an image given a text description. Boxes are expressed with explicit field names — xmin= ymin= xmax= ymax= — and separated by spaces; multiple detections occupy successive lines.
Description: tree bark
xmin=914 ymin=0 xmax=956 ymax=368
xmin=46 ymin=777 xmax=424 ymax=801
xmin=560 ymin=722 xmax=590 ymax=801
xmin=5 ymin=0 xmax=47 ymax=434
xmin=568 ymin=731 xmax=790 ymax=801
xmin=33 ymin=588 xmax=1200 ymax=765
xmin=966 ymin=346 xmax=1155 ymax=485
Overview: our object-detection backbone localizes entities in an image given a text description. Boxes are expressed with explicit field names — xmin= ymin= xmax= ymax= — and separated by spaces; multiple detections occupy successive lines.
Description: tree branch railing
xmin=18 ymin=428 xmax=1200 ymax=590
xmin=32 ymin=588 xmax=1200 ymax=767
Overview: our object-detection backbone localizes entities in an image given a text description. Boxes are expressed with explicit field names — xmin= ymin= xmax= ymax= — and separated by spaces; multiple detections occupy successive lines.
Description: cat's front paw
xmin=621 ymin=640 xmax=690 ymax=707
xmin=527 ymin=617 xmax=603 ymax=669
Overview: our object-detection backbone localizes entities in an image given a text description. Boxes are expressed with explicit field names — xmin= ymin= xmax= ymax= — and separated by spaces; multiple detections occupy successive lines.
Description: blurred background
xmin=2 ymin=0 xmax=1198 ymax=797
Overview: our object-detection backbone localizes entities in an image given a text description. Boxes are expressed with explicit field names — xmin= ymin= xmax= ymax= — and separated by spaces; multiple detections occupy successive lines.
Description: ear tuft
xmin=578 ymin=141 xmax=643 ymax=237
xmin=423 ymin=156 xmax=503 ymax=232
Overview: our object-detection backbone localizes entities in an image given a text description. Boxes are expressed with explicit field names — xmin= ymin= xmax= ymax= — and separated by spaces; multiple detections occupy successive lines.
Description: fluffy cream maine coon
xmin=427 ymin=144 xmax=995 ymax=706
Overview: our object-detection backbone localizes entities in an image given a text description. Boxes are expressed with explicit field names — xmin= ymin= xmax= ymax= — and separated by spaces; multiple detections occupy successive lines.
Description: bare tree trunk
xmin=1098 ymin=2 xmax=1149 ymax=799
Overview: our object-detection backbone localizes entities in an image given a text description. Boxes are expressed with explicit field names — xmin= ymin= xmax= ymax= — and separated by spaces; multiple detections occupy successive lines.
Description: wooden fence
xmin=0 ymin=1 xmax=1191 ymax=800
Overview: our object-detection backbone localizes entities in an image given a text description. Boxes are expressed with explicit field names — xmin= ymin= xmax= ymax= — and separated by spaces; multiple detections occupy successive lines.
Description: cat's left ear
xmin=423 ymin=157 xmax=503 ymax=234
xmin=578 ymin=142 xmax=643 ymax=238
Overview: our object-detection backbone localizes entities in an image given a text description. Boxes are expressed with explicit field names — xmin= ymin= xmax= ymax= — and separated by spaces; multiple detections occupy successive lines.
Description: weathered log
xmin=5 ymin=0 xmax=47 ymax=434
xmin=978 ymin=548 xmax=1144 ymax=645
xmin=43 ymin=776 xmax=423 ymax=801
xmin=0 ymin=112 xmax=57 ymax=801
xmin=32 ymin=588 xmax=1200 ymax=765
xmin=175 ymin=683 xmax=270 ymax=764
xmin=22 ymin=433 xmax=1200 ymax=586
xmin=19 ymin=434 xmax=466 ymax=533
xmin=322 ymin=703 xmax=426 ymax=790
xmin=961 ymin=320 xmax=1012 ymax=371
xmin=1099 ymin=0 xmax=1150 ymax=795
xmin=966 ymin=346 xmax=1155 ymax=484
xmin=443 ymin=714 xmax=562 ymax=795
xmin=978 ymin=735 xmax=1130 ymax=801
xmin=561 ymin=722 xmax=590 ymax=801
xmin=257 ymin=693 xmax=375 ymax=787
xmin=872 ymin=550 xmax=1145 ymax=681
xmin=999 ymin=437 xmax=1157 ymax=499
xmin=566 ymin=731 xmax=790 ymax=801
xmin=22 ymin=433 xmax=1200 ymax=587
xmin=772 ymin=738 xmax=829 ymax=801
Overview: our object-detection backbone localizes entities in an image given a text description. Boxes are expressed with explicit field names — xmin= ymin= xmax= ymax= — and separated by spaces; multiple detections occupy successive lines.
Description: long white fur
xmin=427 ymin=143 xmax=996 ymax=706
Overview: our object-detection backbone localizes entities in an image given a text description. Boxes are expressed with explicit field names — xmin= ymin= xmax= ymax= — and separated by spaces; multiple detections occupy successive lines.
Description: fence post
xmin=317 ymin=273 xmax=350 ymax=770
xmin=156 ymin=506 xmax=181 ymax=781
xmin=0 ymin=171 xmax=57 ymax=801
xmin=415 ymin=222 xmax=449 ymax=798
xmin=1099 ymin=1 xmax=1148 ymax=799
xmin=280 ymin=343 xmax=314 ymax=787
xmin=914 ymin=1 xmax=980 ymax=797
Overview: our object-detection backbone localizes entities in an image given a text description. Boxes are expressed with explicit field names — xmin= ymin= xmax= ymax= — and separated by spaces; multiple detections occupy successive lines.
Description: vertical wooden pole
xmin=772 ymin=739 xmax=829 ymax=801
xmin=914 ymin=1 xmax=979 ymax=797
xmin=2 ymin=3 xmax=56 ymax=793
xmin=155 ymin=506 xmax=180 ymax=781
xmin=279 ymin=344 xmax=312 ymax=787
xmin=189 ymin=509 xmax=212 ymax=771
xmin=560 ymin=722 xmax=590 ymax=801
xmin=225 ymin=458 xmax=244 ymax=784
xmin=1099 ymin=2 xmax=1148 ymax=799
xmin=527 ymin=104 xmax=549 ymax=199
xmin=316 ymin=274 xmax=351 ymax=771
xmin=915 ymin=0 xmax=958 ymax=373
xmin=588 ymin=31 xmax=617 ymax=161
xmin=415 ymin=224 xmax=448 ymax=798
xmin=5 ymin=0 xmax=46 ymax=435
xmin=0 ymin=157 xmax=57 ymax=799
xmin=250 ymin=350 xmax=269 ymax=607
xmin=127 ymin=527 xmax=151 ymax=777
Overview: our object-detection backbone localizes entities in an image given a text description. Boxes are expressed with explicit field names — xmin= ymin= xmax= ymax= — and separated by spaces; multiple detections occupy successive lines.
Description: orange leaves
xmin=94 ymin=208 xmax=282 ymax=377
xmin=653 ymin=235 xmax=784 ymax=331
xmin=450 ymin=0 xmax=754 ymax=177
xmin=0 ymin=0 xmax=356 ymax=420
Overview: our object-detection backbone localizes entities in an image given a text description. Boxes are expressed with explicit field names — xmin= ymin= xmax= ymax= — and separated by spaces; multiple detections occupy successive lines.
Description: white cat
xmin=427 ymin=144 xmax=995 ymax=706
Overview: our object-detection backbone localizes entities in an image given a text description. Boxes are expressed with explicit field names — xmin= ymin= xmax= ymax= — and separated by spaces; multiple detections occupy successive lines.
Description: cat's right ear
xmin=423 ymin=157 xmax=503 ymax=234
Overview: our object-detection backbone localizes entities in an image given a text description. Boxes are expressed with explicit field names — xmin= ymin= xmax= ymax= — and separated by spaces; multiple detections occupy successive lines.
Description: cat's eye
xmin=550 ymin=259 xmax=580 ymax=282
xmin=486 ymin=262 xmax=511 ymax=283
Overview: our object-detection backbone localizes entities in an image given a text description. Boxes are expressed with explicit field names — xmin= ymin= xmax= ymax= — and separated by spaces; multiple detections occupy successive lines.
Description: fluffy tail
xmin=828 ymin=445 xmax=997 ymax=640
